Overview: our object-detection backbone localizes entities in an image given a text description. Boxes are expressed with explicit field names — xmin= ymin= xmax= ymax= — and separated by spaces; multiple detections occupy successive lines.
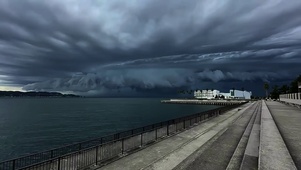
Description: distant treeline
xmin=0 ymin=91 xmax=81 ymax=97
xmin=270 ymin=75 xmax=301 ymax=99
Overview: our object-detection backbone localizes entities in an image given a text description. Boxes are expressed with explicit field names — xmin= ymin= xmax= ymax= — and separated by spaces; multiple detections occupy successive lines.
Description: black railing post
xmin=122 ymin=139 xmax=124 ymax=154
xmin=96 ymin=146 xmax=99 ymax=165
xmin=183 ymin=119 xmax=186 ymax=129
xmin=167 ymin=122 xmax=170 ymax=136
xmin=12 ymin=160 xmax=15 ymax=170
xmin=58 ymin=157 xmax=61 ymax=170
xmin=51 ymin=150 xmax=54 ymax=158
xmin=79 ymin=143 xmax=82 ymax=150
xmin=141 ymin=134 xmax=143 ymax=146
xmin=155 ymin=128 xmax=158 ymax=140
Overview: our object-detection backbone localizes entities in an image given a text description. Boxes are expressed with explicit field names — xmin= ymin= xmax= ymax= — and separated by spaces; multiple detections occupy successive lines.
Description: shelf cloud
xmin=0 ymin=0 xmax=301 ymax=95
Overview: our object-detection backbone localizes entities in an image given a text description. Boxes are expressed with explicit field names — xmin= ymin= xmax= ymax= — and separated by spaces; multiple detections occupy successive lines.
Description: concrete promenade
xmin=266 ymin=101 xmax=301 ymax=169
xmin=174 ymin=102 xmax=260 ymax=170
xmin=95 ymin=100 xmax=301 ymax=170
xmin=95 ymin=102 xmax=253 ymax=170
xmin=259 ymin=101 xmax=296 ymax=170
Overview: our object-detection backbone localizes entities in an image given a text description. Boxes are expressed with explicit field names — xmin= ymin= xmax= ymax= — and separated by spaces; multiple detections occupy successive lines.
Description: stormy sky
xmin=0 ymin=0 xmax=300 ymax=96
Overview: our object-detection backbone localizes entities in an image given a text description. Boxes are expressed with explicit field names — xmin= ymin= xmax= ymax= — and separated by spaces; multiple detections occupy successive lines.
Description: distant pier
xmin=161 ymin=99 xmax=247 ymax=105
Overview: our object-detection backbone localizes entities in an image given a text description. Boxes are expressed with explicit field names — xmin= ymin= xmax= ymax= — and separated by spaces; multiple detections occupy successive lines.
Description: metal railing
xmin=0 ymin=102 xmax=246 ymax=170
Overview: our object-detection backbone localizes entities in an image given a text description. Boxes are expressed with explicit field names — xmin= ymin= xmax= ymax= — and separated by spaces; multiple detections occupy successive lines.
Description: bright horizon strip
xmin=0 ymin=86 xmax=24 ymax=91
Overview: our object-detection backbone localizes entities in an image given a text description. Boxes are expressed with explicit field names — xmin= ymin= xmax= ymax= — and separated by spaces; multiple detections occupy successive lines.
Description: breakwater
xmin=161 ymin=99 xmax=247 ymax=105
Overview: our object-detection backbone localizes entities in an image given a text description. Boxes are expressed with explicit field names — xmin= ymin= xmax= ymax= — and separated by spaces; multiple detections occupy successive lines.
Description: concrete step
xmin=226 ymin=102 xmax=260 ymax=170
xmin=266 ymin=101 xmax=301 ymax=169
xmin=239 ymin=101 xmax=261 ymax=170
xmin=144 ymin=103 xmax=253 ymax=170
xmin=173 ymin=102 xmax=259 ymax=170
xmin=259 ymin=100 xmax=297 ymax=170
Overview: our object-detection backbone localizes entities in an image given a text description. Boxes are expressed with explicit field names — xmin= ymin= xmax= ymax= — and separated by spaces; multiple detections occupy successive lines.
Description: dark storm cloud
xmin=0 ymin=0 xmax=301 ymax=95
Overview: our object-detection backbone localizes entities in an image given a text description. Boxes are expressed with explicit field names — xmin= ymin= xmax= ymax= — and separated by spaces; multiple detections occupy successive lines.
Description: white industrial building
xmin=194 ymin=89 xmax=252 ymax=99
xmin=194 ymin=90 xmax=220 ymax=99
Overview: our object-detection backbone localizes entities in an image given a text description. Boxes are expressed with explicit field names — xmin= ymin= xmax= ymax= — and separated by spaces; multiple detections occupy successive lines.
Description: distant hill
xmin=0 ymin=91 xmax=81 ymax=97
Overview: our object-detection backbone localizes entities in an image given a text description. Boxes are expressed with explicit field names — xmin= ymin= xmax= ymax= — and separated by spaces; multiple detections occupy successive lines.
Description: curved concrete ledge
xmin=239 ymin=101 xmax=261 ymax=170
xmin=259 ymin=101 xmax=296 ymax=170
xmin=279 ymin=99 xmax=301 ymax=109
xmin=280 ymin=99 xmax=301 ymax=105
xmin=226 ymin=102 xmax=259 ymax=170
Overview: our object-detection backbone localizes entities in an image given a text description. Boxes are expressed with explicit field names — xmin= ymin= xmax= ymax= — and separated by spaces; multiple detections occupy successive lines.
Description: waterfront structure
xmin=194 ymin=89 xmax=252 ymax=99
xmin=279 ymin=92 xmax=301 ymax=107
xmin=227 ymin=89 xmax=252 ymax=99
xmin=194 ymin=90 xmax=220 ymax=99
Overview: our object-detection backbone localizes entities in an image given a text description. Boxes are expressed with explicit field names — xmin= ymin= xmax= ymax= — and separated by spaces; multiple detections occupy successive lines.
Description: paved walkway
xmin=95 ymin=103 xmax=253 ymax=170
xmin=226 ymin=102 xmax=259 ymax=170
xmin=93 ymin=101 xmax=301 ymax=170
xmin=260 ymin=101 xmax=296 ymax=170
xmin=266 ymin=101 xmax=301 ymax=169
xmin=174 ymin=102 xmax=259 ymax=170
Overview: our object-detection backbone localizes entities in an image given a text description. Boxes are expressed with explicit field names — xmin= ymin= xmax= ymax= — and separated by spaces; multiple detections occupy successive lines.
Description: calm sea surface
xmin=0 ymin=98 xmax=220 ymax=161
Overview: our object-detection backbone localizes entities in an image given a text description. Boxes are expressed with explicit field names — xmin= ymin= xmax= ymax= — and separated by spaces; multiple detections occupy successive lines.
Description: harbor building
xmin=194 ymin=89 xmax=252 ymax=99
xmin=194 ymin=90 xmax=220 ymax=99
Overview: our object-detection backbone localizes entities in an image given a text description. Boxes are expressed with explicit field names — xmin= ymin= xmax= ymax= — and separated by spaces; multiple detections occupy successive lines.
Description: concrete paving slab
xmin=226 ymin=102 xmax=258 ymax=170
xmin=266 ymin=101 xmax=301 ymax=169
xmin=240 ymin=101 xmax=261 ymax=170
xmin=174 ymin=102 xmax=259 ymax=170
xmin=259 ymin=101 xmax=296 ymax=170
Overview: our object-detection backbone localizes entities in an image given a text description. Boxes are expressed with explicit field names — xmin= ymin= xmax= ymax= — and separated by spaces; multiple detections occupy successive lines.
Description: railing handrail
xmin=0 ymin=101 xmax=247 ymax=169
xmin=0 ymin=106 xmax=220 ymax=162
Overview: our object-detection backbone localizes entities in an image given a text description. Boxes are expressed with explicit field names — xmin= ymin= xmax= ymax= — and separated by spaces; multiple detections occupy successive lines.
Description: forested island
xmin=0 ymin=91 xmax=81 ymax=97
